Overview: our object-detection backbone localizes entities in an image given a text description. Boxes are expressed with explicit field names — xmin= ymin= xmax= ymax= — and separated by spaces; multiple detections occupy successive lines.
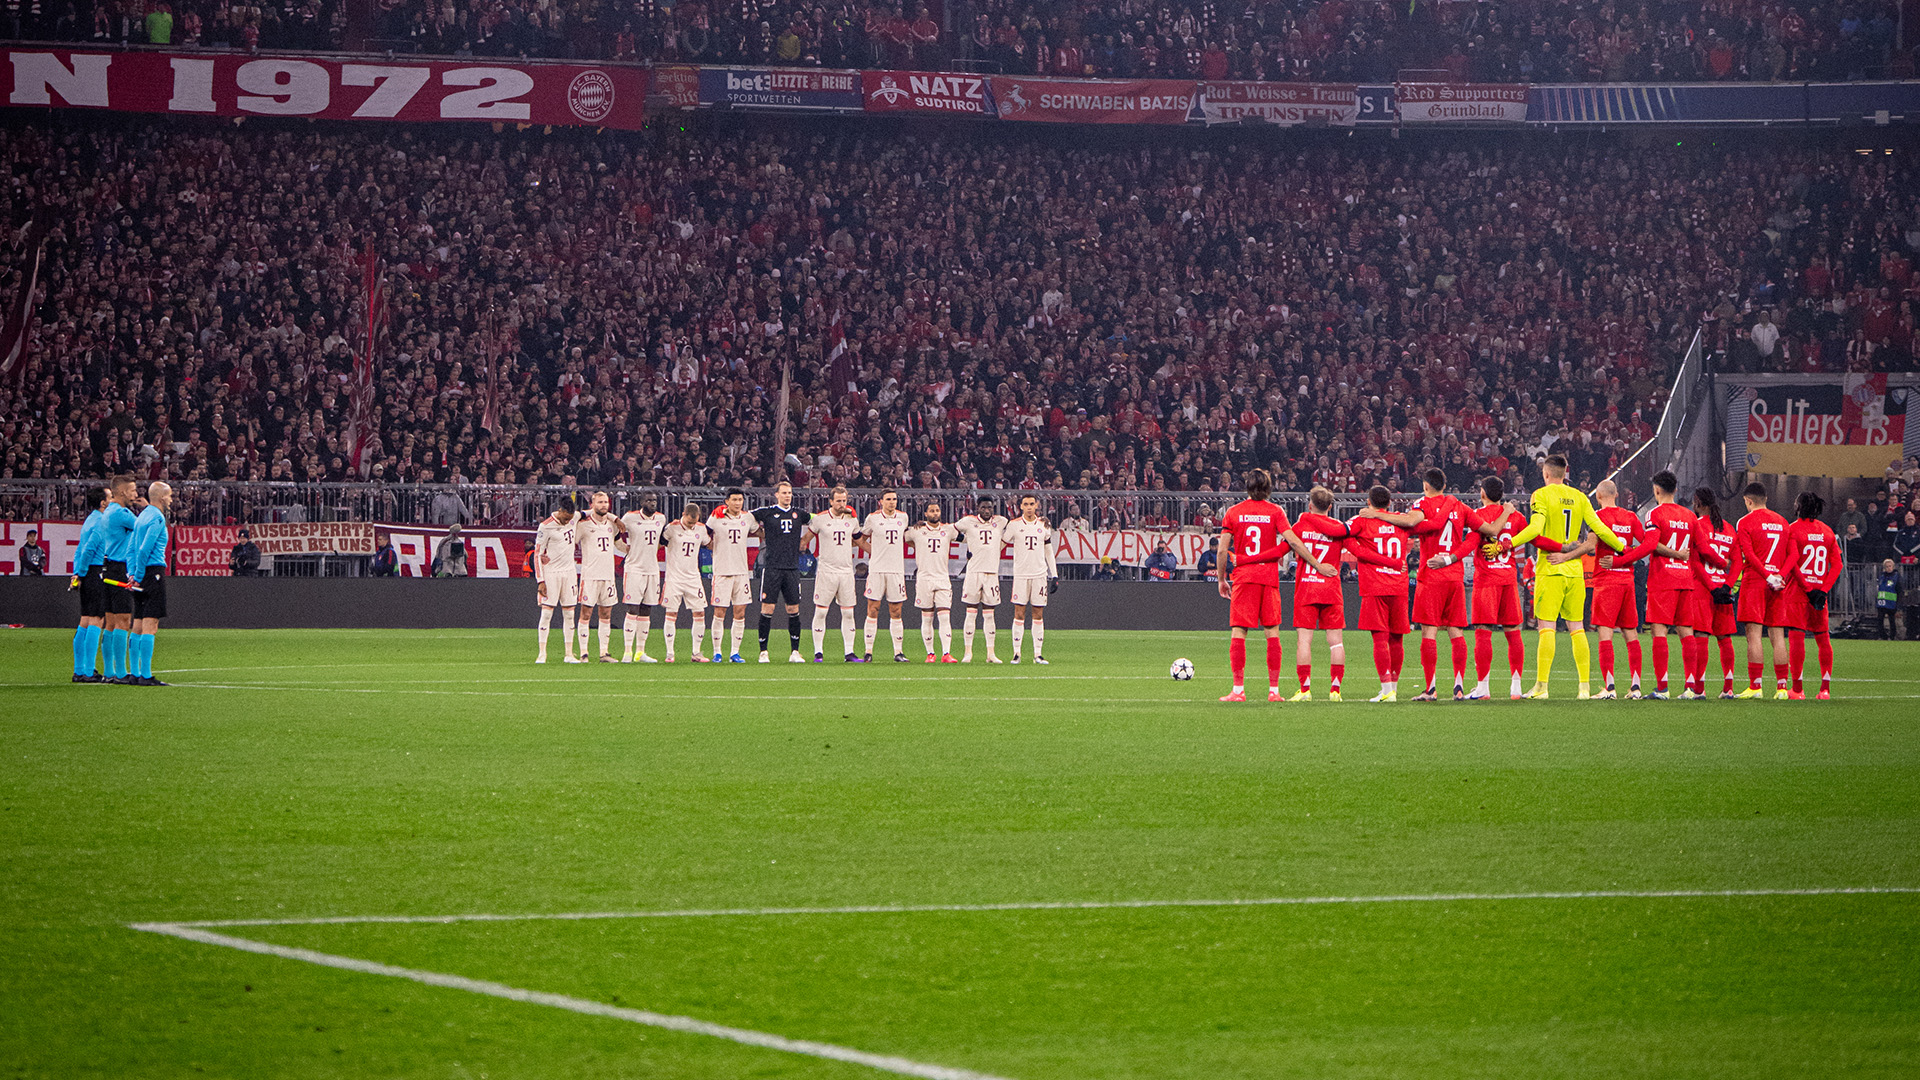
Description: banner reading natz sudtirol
xmin=1726 ymin=375 xmax=1920 ymax=478
xmin=1 ymin=49 xmax=647 ymax=129
xmin=1394 ymin=82 xmax=1529 ymax=123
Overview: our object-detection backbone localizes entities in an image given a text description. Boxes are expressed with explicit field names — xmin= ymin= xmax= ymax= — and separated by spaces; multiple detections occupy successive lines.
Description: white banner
xmin=1195 ymin=82 xmax=1357 ymax=126
xmin=1395 ymin=82 xmax=1529 ymax=122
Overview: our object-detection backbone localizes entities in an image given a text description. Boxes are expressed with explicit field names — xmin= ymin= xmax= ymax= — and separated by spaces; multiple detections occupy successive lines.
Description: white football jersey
xmin=576 ymin=513 xmax=620 ymax=578
xmin=533 ymin=515 xmax=578 ymax=572
xmin=661 ymin=519 xmax=709 ymax=585
xmin=706 ymin=511 xmax=753 ymax=576
xmin=1004 ymin=517 xmax=1055 ymax=577
xmin=618 ymin=510 xmax=666 ymax=564
xmin=806 ymin=510 xmax=862 ymax=573
xmin=908 ymin=522 xmax=959 ymax=579
xmin=958 ymin=513 xmax=1008 ymax=576
xmin=862 ymin=510 xmax=910 ymax=574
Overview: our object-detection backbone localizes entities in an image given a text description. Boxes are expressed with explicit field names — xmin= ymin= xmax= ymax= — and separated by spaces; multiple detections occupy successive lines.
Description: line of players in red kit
xmin=1215 ymin=464 xmax=1845 ymax=703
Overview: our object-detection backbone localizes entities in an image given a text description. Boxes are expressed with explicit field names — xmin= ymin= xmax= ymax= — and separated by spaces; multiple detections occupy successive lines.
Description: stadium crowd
xmin=9 ymin=0 xmax=1913 ymax=84
xmin=0 ymin=117 xmax=1916 ymax=521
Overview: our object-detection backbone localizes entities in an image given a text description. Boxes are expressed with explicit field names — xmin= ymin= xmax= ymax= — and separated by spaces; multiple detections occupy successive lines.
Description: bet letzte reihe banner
xmin=1394 ymin=82 xmax=1528 ymax=122
xmin=700 ymin=67 xmax=861 ymax=109
xmin=990 ymin=77 xmax=1195 ymax=124
xmin=1195 ymin=82 xmax=1358 ymax=126
xmin=2 ymin=49 xmax=646 ymax=129
xmin=1726 ymin=375 xmax=1919 ymax=478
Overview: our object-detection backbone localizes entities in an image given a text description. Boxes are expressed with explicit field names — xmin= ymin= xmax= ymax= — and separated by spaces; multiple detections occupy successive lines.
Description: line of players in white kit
xmin=529 ymin=482 xmax=1061 ymax=666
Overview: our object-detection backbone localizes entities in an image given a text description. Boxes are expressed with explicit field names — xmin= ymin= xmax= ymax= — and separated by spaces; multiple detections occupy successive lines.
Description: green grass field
xmin=3 ymin=627 xmax=1918 ymax=1079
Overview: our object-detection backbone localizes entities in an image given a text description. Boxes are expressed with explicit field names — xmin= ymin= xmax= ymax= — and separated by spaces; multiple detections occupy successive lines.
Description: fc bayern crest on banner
xmin=568 ymin=71 xmax=616 ymax=122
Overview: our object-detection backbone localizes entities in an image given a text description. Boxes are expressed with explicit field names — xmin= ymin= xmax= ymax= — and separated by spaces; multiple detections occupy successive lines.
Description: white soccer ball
xmin=1170 ymin=657 xmax=1195 ymax=681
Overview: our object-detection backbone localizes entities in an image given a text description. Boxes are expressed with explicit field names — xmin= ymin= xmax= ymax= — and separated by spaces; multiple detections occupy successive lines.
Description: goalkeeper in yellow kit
xmin=1499 ymin=454 xmax=1625 ymax=699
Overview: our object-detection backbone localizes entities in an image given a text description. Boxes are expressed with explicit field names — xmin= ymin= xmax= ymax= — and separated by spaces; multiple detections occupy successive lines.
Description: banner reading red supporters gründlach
xmin=989 ymin=77 xmax=1195 ymax=124
xmin=1394 ymin=82 xmax=1529 ymax=122
xmin=0 ymin=49 xmax=647 ymax=129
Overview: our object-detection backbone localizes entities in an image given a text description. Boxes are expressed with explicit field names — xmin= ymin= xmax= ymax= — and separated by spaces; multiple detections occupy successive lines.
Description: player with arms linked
xmin=1689 ymin=488 xmax=1740 ymax=698
xmin=68 ymin=486 xmax=110 ymax=683
xmin=1349 ymin=486 xmax=1413 ymax=701
xmin=1731 ymin=482 xmax=1793 ymax=698
xmin=1503 ymin=454 xmax=1625 ymax=699
xmin=752 ymin=481 xmax=809 ymax=663
xmin=1217 ymin=469 xmax=1338 ymax=702
xmin=1467 ymin=477 xmax=1530 ymax=700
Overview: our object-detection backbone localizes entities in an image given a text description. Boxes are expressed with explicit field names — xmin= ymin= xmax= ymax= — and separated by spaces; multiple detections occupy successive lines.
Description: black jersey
xmin=752 ymin=505 xmax=808 ymax=569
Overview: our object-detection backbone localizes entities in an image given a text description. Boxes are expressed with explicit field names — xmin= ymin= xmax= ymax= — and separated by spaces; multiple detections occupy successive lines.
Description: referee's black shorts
xmin=78 ymin=566 xmax=106 ymax=618
xmin=759 ymin=566 xmax=802 ymax=607
xmin=102 ymin=560 xmax=133 ymax=615
xmin=133 ymin=568 xmax=167 ymax=620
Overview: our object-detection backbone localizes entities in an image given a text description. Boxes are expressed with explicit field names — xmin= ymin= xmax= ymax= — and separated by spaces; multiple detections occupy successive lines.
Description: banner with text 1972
xmin=1 ymin=49 xmax=647 ymax=129
xmin=989 ymin=77 xmax=1195 ymax=124
xmin=1394 ymin=82 xmax=1528 ymax=122
xmin=1195 ymin=82 xmax=1357 ymax=126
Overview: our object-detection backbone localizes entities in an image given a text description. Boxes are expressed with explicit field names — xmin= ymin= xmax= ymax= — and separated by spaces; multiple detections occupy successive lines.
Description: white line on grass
xmin=166 ymin=885 xmax=1920 ymax=928
xmin=130 ymin=922 xmax=1012 ymax=1080
xmin=159 ymin=682 xmax=1086 ymax=704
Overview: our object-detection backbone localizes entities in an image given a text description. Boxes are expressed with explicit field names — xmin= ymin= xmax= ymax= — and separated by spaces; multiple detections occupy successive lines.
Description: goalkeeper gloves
xmin=1496 ymin=537 xmax=1515 ymax=555
xmin=1711 ymin=585 xmax=1734 ymax=605
xmin=1807 ymin=589 xmax=1827 ymax=611
xmin=1480 ymin=541 xmax=1501 ymax=559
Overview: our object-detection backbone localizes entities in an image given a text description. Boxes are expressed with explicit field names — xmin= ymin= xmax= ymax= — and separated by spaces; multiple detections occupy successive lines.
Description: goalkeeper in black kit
xmin=753 ymin=480 xmax=810 ymax=663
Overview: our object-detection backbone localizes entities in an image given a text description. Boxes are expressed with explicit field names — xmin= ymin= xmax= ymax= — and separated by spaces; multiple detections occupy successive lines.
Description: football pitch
xmin=3 ymin=627 xmax=1918 ymax=1079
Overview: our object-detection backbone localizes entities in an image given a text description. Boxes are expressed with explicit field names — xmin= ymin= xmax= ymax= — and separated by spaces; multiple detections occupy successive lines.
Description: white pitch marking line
xmin=158 ymin=682 xmax=1082 ymax=704
xmin=130 ymin=922 xmax=1012 ymax=1080
xmin=168 ymin=885 xmax=1920 ymax=929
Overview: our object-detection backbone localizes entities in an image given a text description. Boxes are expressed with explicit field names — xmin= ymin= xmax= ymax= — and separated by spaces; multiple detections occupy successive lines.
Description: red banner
xmin=655 ymin=64 xmax=700 ymax=108
xmin=173 ymin=525 xmax=240 ymax=577
xmin=989 ymin=76 xmax=1194 ymax=124
xmin=862 ymin=70 xmax=990 ymax=115
xmin=1394 ymin=82 xmax=1529 ymax=122
xmin=1196 ymin=82 xmax=1356 ymax=126
xmin=2 ymin=49 xmax=647 ymax=129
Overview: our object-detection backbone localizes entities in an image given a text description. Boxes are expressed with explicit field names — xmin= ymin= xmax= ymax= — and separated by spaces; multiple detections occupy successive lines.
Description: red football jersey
xmin=1409 ymin=493 xmax=1477 ymax=583
xmin=1291 ymin=511 xmax=1349 ymax=605
xmin=1733 ymin=507 xmax=1789 ymax=584
xmin=1692 ymin=516 xmax=1735 ymax=590
xmin=1592 ymin=505 xmax=1651 ymax=587
xmin=1645 ymin=502 xmax=1698 ymax=591
xmin=1347 ymin=515 xmax=1410 ymax=596
xmin=1470 ymin=504 xmax=1528 ymax=586
xmin=1222 ymin=498 xmax=1290 ymax=587
xmin=1785 ymin=518 xmax=1842 ymax=593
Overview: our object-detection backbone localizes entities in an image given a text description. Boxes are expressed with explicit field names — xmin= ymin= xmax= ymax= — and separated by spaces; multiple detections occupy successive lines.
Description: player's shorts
xmin=1358 ymin=592 xmax=1411 ymax=634
xmin=1532 ymin=573 xmax=1586 ymax=623
xmin=132 ymin=568 xmax=166 ymax=620
xmin=1784 ymin=591 xmax=1830 ymax=635
xmin=961 ymin=571 xmax=1002 ymax=607
xmin=1412 ymin=580 xmax=1469 ymax=628
xmin=915 ymin=572 xmax=953 ymax=610
xmin=579 ymin=577 xmax=618 ymax=608
xmin=760 ymin=566 xmax=802 ymax=607
xmin=1010 ymin=575 xmax=1049 ymax=608
xmin=102 ymin=560 xmax=132 ymax=615
xmin=865 ymin=571 xmax=906 ymax=604
xmin=538 ymin=567 xmax=579 ymax=608
xmin=1292 ymin=599 xmax=1343 ymax=631
xmin=1689 ymin=589 xmax=1737 ymax=637
xmin=78 ymin=566 xmax=106 ymax=619
xmin=711 ymin=572 xmax=753 ymax=607
xmin=1230 ymin=581 xmax=1283 ymax=628
xmin=814 ymin=568 xmax=857 ymax=608
xmin=1644 ymin=586 xmax=1690 ymax=627
xmin=660 ymin=577 xmax=706 ymax=612
xmin=1737 ymin=578 xmax=1789 ymax=627
xmin=622 ymin=568 xmax=661 ymax=607
xmin=1470 ymin=580 xmax=1523 ymax=626
xmin=1589 ymin=584 xmax=1639 ymax=630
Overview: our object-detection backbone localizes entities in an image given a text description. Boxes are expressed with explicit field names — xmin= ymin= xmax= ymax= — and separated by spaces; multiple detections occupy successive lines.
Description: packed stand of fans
xmin=7 ymin=0 xmax=1913 ymax=84
xmin=0 ymin=115 xmax=1916 ymax=525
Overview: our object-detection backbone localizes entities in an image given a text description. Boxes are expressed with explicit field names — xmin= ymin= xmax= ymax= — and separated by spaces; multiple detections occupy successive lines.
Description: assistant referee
xmin=753 ymin=480 xmax=809 ymax=663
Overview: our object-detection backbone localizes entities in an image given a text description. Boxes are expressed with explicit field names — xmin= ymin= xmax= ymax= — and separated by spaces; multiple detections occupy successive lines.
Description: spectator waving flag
xmin=826 ymin=309 xmax=854 ymax=394
xmin=0 ymin=205 xmax=55 ymax=387
xmin=345 ymin=244 xmax=388 ymax=477
xmin=479 ymin=308 xmax=509 ymax=436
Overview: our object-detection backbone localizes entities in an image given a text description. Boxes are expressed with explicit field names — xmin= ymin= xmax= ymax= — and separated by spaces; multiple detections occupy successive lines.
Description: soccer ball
xmin=1169 ymin=657 xmax=1195 ymax=681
